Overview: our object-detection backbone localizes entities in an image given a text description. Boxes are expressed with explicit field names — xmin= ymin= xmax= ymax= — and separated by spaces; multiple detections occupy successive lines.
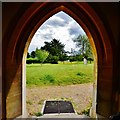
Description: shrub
xmin=26 ymin=57 xmax=39 ymax=64
xmin=45 ymin=55 xmax=59 ymax=64
xmin=34 ymin=112 xmax=43 ymax=116
xmin=81 ymin=107 xmax=90 ymax=116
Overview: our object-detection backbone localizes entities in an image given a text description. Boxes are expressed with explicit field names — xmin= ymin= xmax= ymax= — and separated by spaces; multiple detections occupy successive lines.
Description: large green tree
xmin=41 ymin=39 xmax=66 ymax=62
xmin=31 ymin=51 xmax=36 ymax=58
xmin=73 ymin=34 xmax=93 ymax=59
xmin=27 ymin=52 xmax=30 ymax=58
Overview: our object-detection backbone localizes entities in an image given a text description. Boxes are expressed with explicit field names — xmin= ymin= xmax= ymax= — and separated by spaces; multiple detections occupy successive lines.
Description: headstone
xmin=84 ymin=58 xmax=87 ymax=65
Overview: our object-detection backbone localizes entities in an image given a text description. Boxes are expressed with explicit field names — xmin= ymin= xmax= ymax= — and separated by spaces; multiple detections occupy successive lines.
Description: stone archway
xmin=3 ymin=2 xmax=114 ymax=119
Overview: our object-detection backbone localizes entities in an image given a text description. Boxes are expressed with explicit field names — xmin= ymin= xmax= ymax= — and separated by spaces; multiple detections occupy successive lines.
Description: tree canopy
xmin=35 ymin=48 xmax=49 ymax=64
xmin=41 ymin=38 xmax=67 ymax=63
xmin=31 ymin=51 xmax=36 ymax=58
xmin=27 ymin=35 xmax=93 ymax=64
xmin=41 ymin=39 xmax=65 ymax=56
xmin=73 ymin=34 xmax=93 ymax=59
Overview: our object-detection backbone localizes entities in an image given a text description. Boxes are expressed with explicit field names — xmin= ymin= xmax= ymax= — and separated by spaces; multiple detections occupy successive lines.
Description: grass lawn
xmin=26 ymin=61 xmax=94 ymax=87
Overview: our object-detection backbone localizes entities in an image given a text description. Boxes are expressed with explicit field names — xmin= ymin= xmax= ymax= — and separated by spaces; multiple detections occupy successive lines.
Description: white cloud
xmin=28 ymin=11 xmax=85 ymax=53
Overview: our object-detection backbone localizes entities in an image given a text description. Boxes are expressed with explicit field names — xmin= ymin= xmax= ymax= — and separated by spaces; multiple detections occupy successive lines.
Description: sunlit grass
xmin=26 ymin=62 xmax=94 ymax=87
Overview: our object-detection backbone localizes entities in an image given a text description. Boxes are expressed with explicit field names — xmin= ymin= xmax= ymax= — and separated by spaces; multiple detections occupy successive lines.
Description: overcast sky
xmin=28 ymin=11 xmax=86 ymax=53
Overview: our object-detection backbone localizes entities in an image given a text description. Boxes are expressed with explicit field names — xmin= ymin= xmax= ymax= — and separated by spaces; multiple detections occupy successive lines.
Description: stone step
xmin=31 ymin=114 xmax=90 ymax=119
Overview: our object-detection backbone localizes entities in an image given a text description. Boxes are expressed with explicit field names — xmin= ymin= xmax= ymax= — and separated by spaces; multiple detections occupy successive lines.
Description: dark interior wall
xmin=0 ymin=51 xmax=1 ymax=119
xmin=2 ymin=2 xmax=33 ymax=118
xmin=3 ymin=3 xmax=20 ymax=35
xmin=89 ymin=3 xmax=120 ymax=113
xmin=2 ymin=3 xmax=22 ymax=118
xmin=2 ymin=2 xmax=33 ymax=41
xmin=89 ymin=2 xmax=119 ymax=45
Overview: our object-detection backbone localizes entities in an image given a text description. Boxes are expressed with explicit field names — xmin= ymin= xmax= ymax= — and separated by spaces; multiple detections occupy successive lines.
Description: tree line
xmin=27 ymin=34 xmax=94 ymax=64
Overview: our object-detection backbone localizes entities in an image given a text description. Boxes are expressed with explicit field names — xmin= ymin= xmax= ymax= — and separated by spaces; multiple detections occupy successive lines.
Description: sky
xmin=28 ymin=11 xmax=86 ymax=53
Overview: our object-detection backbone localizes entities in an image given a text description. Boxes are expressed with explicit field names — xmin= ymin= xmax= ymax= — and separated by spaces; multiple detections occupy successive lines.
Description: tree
xmin=41 ymin=38 xmax=66 ymax=63
xmin=48 ymin=55 xmax=59 ymax=64
xmin=35 ymin=49 xmax=49 ymax=65
xmin=73 ymin=34 xmax=93 ymax=59
xmin=27 ymin=52 xmax=30 ymax=58
xmin=31 ymin=51 xmax=36 ymax=58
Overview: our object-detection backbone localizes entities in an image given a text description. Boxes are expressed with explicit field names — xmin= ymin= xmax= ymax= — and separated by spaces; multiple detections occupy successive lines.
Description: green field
xmin=26 ymin=62 xmax=94 ymax=87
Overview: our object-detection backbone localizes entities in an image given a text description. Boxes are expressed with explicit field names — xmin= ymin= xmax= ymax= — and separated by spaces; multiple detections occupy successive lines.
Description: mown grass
xmin=26 ymin=61 xmax=94 ymax=87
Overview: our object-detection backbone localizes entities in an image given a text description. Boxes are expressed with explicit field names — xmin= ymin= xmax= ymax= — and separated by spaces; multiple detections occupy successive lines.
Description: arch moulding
xmin=5 ymin=2 xmax=113 ymax=118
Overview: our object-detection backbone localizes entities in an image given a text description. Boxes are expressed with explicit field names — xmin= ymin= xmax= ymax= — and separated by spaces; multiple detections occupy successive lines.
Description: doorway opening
xmin=24 ymin=11 xmax=97 ymax=118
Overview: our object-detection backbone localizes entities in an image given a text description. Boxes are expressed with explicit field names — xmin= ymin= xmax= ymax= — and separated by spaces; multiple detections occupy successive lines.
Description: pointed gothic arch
xmin=3 ymin=2 xmax=115 ymax=119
